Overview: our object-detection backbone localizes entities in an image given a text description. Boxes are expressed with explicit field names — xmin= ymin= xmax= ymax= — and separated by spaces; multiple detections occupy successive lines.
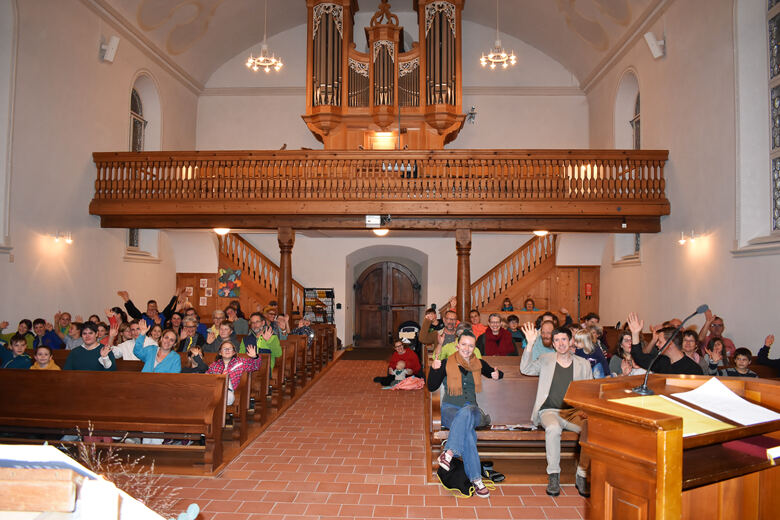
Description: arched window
xmin=130 ymin=88 xmax=146 ymax=153
xmin=613 ymin=71 xmax=641 ymax=263
xmin=125 ymin=74 xmax=162 ymax=260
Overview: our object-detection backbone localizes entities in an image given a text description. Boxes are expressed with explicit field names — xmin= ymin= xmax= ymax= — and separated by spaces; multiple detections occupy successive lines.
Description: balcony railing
xmin=90 ymin=149 xmax=669 ymax=231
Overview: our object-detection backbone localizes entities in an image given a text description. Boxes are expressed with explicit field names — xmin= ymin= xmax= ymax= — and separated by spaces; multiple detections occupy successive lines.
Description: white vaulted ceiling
xmin=94 ymin=0 xmax=661 ymax=90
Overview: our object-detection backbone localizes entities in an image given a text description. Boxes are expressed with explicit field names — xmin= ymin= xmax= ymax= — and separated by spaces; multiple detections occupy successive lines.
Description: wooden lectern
xmin=565 ymin=375 xmax=780 ymax=519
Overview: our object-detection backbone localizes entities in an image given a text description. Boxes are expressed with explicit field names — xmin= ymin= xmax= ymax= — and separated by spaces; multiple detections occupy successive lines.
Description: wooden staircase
xmin=471 ymin=234 xmax=558 ymax=312
xmin=218 ymin=233 xmax=305 ymax=316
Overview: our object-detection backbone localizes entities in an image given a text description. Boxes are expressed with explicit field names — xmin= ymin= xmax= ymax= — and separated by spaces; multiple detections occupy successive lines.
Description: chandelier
xmin=480 ymin=0 xmax=516 ymax=70
xmin=246 ymin=0 xmax=283 ymax=73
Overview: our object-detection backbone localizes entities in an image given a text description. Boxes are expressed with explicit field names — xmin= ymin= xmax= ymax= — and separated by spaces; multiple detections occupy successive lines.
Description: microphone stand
xmin=632 ymin=304 xmax=709 ymax=396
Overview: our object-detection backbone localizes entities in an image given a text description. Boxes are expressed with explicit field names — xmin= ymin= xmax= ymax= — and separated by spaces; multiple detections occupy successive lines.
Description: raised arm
xmin=160 ymin=290 xmax=182 ymax=321
xmin=118 ymin=290 xmax=143 ymax=320
xmin=757 ymin=335 xmax=780 ymax=369
xmin=519 ymin=323 xmax=541 ymax=375
xmin=698 ymin=308 xmax=714 ymax=342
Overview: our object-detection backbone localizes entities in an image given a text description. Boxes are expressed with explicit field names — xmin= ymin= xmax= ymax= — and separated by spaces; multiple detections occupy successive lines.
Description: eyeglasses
xmin=711 ymin=323 xmax=724 ymax=328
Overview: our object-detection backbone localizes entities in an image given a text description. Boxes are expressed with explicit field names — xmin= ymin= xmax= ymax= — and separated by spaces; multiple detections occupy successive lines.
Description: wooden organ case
xmin=302 ymin=0 xmax=466 ymax=150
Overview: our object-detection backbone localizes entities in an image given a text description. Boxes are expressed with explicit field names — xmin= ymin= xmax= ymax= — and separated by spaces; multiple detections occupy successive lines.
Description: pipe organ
xmin=303 ymin=0 xmax=466 ymax=150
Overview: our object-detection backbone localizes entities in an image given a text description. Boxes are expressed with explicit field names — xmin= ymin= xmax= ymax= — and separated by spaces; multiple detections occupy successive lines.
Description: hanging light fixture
xmin=246 ymin=0 xmax=284 ymax=73
xmin=480 ymin=0 xmax=517 ymax=70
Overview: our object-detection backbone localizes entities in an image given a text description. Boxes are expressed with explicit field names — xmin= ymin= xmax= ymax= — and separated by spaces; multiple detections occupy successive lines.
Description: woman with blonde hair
xmin=572 ymin=328 xmax=609 ymax=378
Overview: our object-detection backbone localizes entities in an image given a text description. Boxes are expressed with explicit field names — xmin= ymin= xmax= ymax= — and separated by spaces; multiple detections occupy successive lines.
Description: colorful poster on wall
xmin=218 ymin=268 xmax=241 ymax=297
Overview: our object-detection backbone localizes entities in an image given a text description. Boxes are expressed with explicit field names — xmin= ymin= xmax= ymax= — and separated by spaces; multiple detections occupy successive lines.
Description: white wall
xmin=590 ymin=0 xmax=779 ymax=351
xmin=240 ymin=232 xmax=531 ymax=344
xmin=198 ymin=20 xmax=588 ymax=151
xmin=0 ymin=0 xmax=198 ymax=323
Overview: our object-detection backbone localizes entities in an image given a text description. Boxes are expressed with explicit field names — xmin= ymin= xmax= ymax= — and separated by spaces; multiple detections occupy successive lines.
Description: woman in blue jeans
xmin=428 ymin=330 xmax=503 ymax=498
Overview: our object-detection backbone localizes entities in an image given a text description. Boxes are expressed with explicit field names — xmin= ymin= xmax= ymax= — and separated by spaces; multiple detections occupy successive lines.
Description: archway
xmin=354 ymin=261 xmax=420 ymax=348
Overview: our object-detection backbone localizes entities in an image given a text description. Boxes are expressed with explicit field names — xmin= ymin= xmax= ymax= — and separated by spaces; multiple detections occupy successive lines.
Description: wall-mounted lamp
xmin=53 ymin=231 xmax=73 ymax=244
xmin=533 ymin=230 xmax=549 ymax=237
xmin=372 ymin=228 xmax=389 ymax=237
xmin=678 ymin=230 xmax=698 ymax=245
xmin=213 ymin=228 xmax=230 ymax=236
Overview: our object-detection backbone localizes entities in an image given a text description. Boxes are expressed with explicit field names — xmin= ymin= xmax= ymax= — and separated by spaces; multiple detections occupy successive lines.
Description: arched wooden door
xmin=354 ymin=262 xmax=421 ymax=348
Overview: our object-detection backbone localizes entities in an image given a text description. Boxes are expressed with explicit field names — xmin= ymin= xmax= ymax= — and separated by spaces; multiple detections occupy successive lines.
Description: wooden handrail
xmin=91 ymin=149 xmax=668 ymax=203
xmin=471 ymin=234 xmax=555 ymax=310
xmin=218 ymin=233 xmax=305 ymax=314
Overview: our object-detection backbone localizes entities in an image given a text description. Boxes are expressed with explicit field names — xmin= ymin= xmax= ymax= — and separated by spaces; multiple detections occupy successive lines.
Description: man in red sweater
xmin=476 ymin=313 xmax=516 ymax=356
xmin=388 ymin=339 xmax=421 ymax=376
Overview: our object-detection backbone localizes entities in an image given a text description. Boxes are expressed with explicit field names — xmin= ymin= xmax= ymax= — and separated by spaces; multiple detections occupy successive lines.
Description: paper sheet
xmin=671 ymin=377 xmax=780 ymax=426
xmin=609 ymin=395 xmax=735 ymax=437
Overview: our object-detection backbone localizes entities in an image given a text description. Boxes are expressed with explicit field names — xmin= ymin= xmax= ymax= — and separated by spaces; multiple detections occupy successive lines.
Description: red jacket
xmin=478 ymin=327 xmax=515 ymax=356
xmin=388 ymin=349 xmax=421 ymax=374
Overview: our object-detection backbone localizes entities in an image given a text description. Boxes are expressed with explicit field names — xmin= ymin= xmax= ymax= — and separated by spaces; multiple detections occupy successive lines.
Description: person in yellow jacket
xmin=30 ymin=345 xmax=61 ymax=370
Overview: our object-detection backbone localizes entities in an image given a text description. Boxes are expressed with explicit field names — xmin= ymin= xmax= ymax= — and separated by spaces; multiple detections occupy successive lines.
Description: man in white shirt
xmin=110 ymin=320 xmax=156 ymax=360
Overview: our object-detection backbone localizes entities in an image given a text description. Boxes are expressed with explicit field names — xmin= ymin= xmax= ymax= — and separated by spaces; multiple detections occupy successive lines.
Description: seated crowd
xmin=0 ymin=289 xmax=317 ymax=381
xmin=423 ymin=297 xmax=777 ymax=498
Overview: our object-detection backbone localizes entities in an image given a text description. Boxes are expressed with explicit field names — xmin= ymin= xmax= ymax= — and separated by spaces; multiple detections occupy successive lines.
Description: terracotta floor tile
xmin=163 ymin=361 xmax=592 ymax=520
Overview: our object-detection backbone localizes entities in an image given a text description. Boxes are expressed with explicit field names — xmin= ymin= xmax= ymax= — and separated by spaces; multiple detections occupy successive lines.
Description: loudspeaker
xmin=643 ymin=32 xmax=665 ymax=59
xmin=100 ymin=36 xmax=120 ymax=63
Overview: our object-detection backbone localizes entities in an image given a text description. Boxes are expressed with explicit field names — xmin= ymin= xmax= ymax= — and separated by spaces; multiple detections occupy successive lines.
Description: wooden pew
xmin=51 ymin=349 xmax=143 ymax=371
xmin=425 ymin=352 xmax=579 ymax=481
xmin=0 ymin=369 xmax=226 ymax=471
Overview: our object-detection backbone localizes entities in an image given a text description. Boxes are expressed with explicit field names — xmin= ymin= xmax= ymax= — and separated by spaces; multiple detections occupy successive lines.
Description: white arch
xmin=130 ymin=70 xmax=162 ymax=151
xmin=613 ymin=67 xmax=640 ymax=149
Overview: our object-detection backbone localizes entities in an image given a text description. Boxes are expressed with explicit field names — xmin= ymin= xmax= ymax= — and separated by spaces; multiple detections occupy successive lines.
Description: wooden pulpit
xmin=565 ymin=375 xmax=780 ymax=519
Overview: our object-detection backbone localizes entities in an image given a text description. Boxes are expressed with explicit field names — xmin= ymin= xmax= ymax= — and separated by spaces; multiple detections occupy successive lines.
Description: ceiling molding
xmin=581 ymin=0 xmax=674 ymax=93
xmin=201 ymin=87 xmax=306 ymax=97
xmin=462 ymin=86 xmax=585 ymax=97
xmin=79 ymin=0 xmax=204 ymax=95
xmin=200 ymin=85 xmax=585 ymax=98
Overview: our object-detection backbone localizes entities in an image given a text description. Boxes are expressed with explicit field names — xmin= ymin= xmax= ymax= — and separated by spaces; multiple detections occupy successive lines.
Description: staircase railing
xmin=471 ymin=234 xmax=556 ymax=310
xmin=218 ymin=233 xmax=305 ymax=314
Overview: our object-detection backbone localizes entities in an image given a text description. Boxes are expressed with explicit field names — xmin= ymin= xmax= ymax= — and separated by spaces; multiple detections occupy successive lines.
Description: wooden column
xmin=277 ymin=227 xmax=295 ymax=318
xmin=455 ymin=228 xmax=471 ymax=322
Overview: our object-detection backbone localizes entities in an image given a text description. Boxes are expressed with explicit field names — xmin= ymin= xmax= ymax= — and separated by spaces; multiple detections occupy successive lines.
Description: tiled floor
xmin=166 ymin=360 xmax=588 ymax=520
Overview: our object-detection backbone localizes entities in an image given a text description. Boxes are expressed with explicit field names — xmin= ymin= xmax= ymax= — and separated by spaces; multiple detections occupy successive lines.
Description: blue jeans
xmin=441 ymin=402 xmax=482 ymax=481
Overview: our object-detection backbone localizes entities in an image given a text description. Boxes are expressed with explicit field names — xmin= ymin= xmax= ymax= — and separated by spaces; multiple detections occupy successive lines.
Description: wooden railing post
xmin=278 ymin=227 xmax=295 ymax=318
xmin=455 ymin=228 xmax=471 ymax=322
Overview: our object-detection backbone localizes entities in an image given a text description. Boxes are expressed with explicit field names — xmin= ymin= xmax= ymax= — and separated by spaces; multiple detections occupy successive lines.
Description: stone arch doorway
xmin=354 ymin=261 xmax=421 ymax=348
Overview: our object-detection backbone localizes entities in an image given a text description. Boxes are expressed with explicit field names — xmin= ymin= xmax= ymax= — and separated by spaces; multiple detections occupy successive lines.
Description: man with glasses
xmin=241 ymin=312 xmax=282 ymax=368
xmin=178 ymin=317 xmax=205 ymax=352
xmin=698 ymin=309 xmax=736 ymax=358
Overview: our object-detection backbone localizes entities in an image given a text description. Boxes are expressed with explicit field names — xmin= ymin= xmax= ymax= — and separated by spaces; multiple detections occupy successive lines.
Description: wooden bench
xmin=0 ymin=369 xmax=227 ymax=471
xmin=51 ymin=349 xmax=143 ymax=371
xmin=424 ymin=351 xmax=580 ymax=481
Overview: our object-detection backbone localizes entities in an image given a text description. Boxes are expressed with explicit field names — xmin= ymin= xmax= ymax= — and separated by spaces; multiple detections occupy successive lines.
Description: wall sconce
xmin=213 ymin=228 xmax=230 ymax=236
xmin=367 ymin=215 xmax=391 ymax=236
xmin=678 ymin=230 xmax=697 ymax=245
xmin=533 ymin=230 xmax=549 ymax=237
xmin=53 ymin=231 xmax=73 ymax=244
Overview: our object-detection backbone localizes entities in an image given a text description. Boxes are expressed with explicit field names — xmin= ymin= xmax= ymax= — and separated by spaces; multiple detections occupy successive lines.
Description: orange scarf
xmin=446 ymin=352 xmax=483 ymax=396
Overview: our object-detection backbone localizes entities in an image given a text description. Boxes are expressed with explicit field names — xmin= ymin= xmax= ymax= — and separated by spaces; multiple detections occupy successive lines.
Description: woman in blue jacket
xmin=133 ymin=320 xmax=181 ymax=373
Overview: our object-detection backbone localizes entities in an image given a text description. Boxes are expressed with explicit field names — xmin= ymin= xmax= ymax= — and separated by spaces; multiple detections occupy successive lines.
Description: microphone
xmin=632 ymin=304 xmax=709 ymax=396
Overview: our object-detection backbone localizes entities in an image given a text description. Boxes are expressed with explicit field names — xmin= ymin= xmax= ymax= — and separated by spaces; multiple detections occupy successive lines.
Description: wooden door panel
xmin=554 ymin=268 xmax=579 ymax=319
xmin=356 ymin=261 xmax=420 ymax=348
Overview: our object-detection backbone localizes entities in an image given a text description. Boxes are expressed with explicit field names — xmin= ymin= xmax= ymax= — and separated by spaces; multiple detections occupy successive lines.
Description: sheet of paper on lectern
xmin=609 ymin=395 xmax=734 ymax=437
xmin=671 ymin=377 xmax=780 ymax=426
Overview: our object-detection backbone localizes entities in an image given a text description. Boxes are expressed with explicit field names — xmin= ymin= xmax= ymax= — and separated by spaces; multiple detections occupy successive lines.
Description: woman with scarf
xmin=427 ymin=330 xmax=503 ymax=498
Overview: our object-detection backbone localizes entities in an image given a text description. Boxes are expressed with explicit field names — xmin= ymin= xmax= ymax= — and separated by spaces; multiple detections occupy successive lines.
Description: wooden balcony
xmin=89 ymin=149 xmax=670 ymax=232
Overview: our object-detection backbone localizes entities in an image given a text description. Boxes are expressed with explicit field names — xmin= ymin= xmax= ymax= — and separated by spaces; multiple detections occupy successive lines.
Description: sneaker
xmin=546 ymin=473 xmax=561 ymax=496
xmin=437 ymin=451 xmax=452 ymax=472
xmin=472 ymin=479 xmax=490 ymax=498
xmin=575 ymin=474 xmax=590 ymax=497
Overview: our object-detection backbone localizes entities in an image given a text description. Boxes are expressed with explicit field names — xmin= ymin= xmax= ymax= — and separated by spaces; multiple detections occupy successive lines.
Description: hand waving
xmin=627 ymin=313 xmax=644 ymax=334
xmin=521 ymin=322 xmax=538 ymax=345
xmin=100 ymin=345 xmax=111 ymax=358
xmin=432 ymin=358 xmax=442 ymax=370
xmin=247 ymin=344 xmax=257 ymax=358
xmin=766 ymin=335 xmax=775 ymax=347
xmin=138 ymin=320 xmax=150 ymax=336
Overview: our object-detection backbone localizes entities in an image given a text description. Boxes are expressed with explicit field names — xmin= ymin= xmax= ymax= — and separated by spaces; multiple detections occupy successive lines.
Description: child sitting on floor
xmin=390 ymin=360 xmax=408 ymax=386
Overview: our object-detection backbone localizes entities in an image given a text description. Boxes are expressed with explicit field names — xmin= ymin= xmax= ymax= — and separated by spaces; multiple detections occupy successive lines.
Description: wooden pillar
xmin=277 ymin=227 xmax=295 ymax=318
xmin=455 ymin=228 xmax=471 ymax=322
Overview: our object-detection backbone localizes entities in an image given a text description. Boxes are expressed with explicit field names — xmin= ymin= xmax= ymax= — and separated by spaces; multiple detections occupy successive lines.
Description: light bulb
xmin=373 ymin=228 xmax=389 ymax=237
